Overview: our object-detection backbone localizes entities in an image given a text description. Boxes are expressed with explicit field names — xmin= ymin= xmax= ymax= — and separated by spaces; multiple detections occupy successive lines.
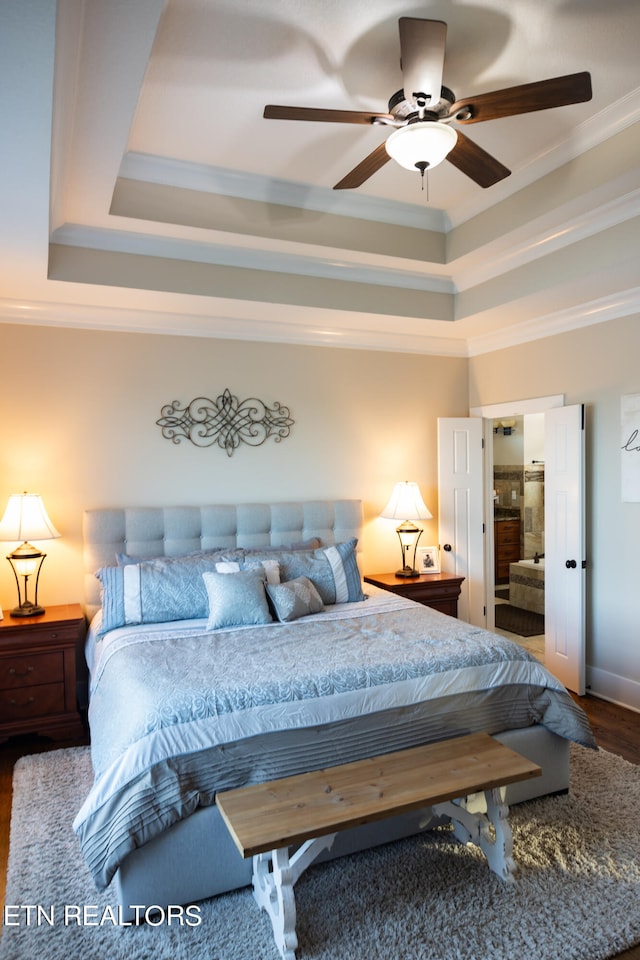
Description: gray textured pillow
xmin=203 ymin=568 xmax=272 ymax=630
xmin=266 ymin=576 xmax=325 ymax=623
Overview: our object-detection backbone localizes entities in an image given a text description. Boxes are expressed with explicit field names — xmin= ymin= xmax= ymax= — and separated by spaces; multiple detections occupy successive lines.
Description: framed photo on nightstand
xmin=416 ymin=546 xmax=440 ymax=574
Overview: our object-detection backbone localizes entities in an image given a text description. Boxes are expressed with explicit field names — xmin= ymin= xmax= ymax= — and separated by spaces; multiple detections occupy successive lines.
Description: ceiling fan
xmin=263 ymin=17 xmax=592 ymax=190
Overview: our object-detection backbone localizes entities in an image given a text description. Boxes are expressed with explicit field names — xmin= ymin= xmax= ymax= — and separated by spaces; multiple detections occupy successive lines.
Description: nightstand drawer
xmin=34 ymin=625 xmax=79 ymax=643
xmin=0 ymin=651 xmax=64 ymax=690
xmin=0 ymin=682 xmax=66 ymax=720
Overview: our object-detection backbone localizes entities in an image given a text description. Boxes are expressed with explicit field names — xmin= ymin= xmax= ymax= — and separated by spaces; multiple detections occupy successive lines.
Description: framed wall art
xmin=621 ymin=393 xmax=640 ymax=502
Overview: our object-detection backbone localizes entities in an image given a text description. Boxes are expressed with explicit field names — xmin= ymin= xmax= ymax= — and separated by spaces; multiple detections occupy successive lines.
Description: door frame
xmin=469 ymin=394 xmax=564 ymax=629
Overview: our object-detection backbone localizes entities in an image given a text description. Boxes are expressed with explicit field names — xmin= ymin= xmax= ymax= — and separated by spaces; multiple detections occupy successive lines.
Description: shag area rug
xmin=1 ymin=743 xmax=640 ymax=960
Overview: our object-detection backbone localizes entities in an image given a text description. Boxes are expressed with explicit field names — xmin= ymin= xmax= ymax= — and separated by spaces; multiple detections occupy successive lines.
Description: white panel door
xmin=544 ymin=404 xmax=586 ymax=694
xmin=437 ymin=418 xmax=485 ymax=625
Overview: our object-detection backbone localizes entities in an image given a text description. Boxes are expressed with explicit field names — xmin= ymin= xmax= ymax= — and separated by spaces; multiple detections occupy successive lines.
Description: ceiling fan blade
xmin=398 ymin=18 xmax=447 ymax=108
xmin=446 ymin=130 xmax=511 ymax=188
xmin=333 ymin=142 xmax=391 ymax=190
xmin=449 ymin=71 xmax=592 ymax=123
xmin=263 ymin=104 xmax=393 ymax=125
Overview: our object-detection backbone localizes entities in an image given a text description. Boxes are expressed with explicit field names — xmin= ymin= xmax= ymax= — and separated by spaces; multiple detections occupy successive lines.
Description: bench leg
xmin=252 ymin=834 xmax=337 ymax=960
xmin=431 ymin=787 xmax=516 ymax=882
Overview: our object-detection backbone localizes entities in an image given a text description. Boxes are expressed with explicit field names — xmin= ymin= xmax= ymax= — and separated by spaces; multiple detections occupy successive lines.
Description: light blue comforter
xmin=74 ymin=591 xmax=595 ymax=891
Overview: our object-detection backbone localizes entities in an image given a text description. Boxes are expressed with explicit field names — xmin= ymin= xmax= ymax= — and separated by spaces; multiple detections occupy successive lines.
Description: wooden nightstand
xmin=0 ymin=603 xmax=85 ymax=742
xmin=364 ymin=572 xmax=465 ymax=618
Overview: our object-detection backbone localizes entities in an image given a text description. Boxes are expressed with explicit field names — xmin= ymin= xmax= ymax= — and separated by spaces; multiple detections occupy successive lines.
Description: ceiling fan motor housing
xmin=388 ymin=86 xmax=456 ymax=121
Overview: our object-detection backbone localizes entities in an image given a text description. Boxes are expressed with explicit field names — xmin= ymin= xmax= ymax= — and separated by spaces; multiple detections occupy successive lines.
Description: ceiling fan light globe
xmin=385 ymin=121 xmax=458 ymax=171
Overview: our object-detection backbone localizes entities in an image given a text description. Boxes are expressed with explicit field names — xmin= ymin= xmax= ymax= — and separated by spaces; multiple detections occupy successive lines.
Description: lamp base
xmin=10 ymin=601 xmax=45 ymax=618
xmin=395 ymin=566 xmax=420 ymax=579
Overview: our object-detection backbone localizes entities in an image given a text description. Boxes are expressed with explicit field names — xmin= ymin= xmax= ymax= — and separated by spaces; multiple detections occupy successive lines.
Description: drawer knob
xmin=10 ymin=696 xmax=36 ymax=706
xmin=8 ymin=666 xmax=35 ymax=676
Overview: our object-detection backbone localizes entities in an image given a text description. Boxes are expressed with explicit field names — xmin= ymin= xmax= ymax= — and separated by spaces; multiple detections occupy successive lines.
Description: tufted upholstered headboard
xmin=83 ymin=499 xmax=363 ymax=619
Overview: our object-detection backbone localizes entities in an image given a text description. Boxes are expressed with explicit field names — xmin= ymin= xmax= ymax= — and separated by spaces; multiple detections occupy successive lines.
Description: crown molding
xmin=0 ymin=296 xmax=468 ymax=356
xmin=446 ymin=85 xmax=640 ymax=228
xmin=50 ymin=223 xmax=454 ymax=296
xmin=467 ymin=286 xmax=640 ymax=356
xmin=2 ymin=285 xmax=637 ymax=358
xmin=119 ymin=152 xmax=449 ymax=234
xmin=451 ymin=174 xmax=640 ymax=292
xmin=52 ymin=164 xmax=640 ymax=305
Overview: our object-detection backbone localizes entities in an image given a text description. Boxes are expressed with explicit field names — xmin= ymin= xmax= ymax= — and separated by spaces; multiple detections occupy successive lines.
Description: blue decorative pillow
xmin=320 ymin=539 xmax=364 ymax=603
xmin=243 ymin=537 xmax=321 ymax=553
xmin=266 ymin=576 xmax=324 ymax=623
xmin=96 ymin=553 xmax=242 ymax=635
xmin=246 ymin=538 xmax=363 ymax=605
xmin=202 ymin=568 xmax=272 ymax=630
xmin=205 ymin=557 xmax=280 ymax=585
xmin=244 ymin=558 xmax=280 ymax=585
xmin=116 ymin=548 xmax=244 ymax=566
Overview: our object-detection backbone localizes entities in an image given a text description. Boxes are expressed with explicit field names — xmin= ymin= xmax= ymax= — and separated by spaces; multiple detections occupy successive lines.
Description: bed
xmin=74 ymin=499 xmax=595 ymax=918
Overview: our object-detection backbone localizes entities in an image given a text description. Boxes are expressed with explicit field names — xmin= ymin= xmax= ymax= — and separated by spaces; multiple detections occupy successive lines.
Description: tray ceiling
xmin=2 ymin=0 xmax=640 ymax=355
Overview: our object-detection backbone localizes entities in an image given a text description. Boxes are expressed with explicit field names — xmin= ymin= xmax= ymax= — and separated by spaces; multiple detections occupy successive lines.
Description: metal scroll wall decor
xmin=156 ymin=388 xmax=294 ymax=457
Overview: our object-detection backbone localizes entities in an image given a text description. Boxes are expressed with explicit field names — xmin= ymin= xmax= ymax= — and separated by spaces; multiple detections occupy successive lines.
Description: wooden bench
xmin=216 ymin=731 xmax=541 ymax=960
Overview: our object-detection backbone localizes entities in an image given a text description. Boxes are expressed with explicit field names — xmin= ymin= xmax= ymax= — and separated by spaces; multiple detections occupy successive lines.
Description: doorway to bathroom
xmin=440 ymin=398 xmax=585 ymax=693
xmin=492 ymin=413 xmax=545 ymax=662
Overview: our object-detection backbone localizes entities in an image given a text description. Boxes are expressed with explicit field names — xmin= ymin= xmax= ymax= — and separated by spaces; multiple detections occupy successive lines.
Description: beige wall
xmin=469 ymin=313 xmax=640 ymax=710
xmin=0 ymin=323 xmax=468 ymax=612
xmin=3 ymin=317 xmax=637 ymax=711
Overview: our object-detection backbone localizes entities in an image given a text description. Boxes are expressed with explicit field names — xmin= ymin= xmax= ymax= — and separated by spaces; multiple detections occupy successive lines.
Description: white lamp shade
xmin=385 ymin=121 xmax=457 ymax=171
xmin=0 ymin=494 xmax=61 ymax=542
xmin=381 ymin=482 xmax=432 ymax=521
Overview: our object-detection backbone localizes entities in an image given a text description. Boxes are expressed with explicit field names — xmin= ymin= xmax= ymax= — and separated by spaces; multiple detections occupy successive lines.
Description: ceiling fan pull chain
xmin=415 ymin=160 xmax=429 ymax=198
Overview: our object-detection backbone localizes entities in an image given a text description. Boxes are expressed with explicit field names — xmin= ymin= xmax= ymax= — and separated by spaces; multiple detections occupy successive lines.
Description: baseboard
xmin=586 ymin=665 xmax=640 ymax=714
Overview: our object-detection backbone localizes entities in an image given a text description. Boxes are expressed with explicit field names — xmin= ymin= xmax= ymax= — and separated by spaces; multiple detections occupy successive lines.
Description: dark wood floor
xmin=1 ymin=696 xmax=639 ymax=957
xmin=570 ymin=691 xmax=640 ymax=764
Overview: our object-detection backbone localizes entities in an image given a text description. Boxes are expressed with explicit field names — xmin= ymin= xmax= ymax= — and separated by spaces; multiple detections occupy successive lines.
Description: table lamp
xmin=381 ymin=481 xmax=432 ymax=578
xmin=0 ymin=493 xmax=61 ymax=616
